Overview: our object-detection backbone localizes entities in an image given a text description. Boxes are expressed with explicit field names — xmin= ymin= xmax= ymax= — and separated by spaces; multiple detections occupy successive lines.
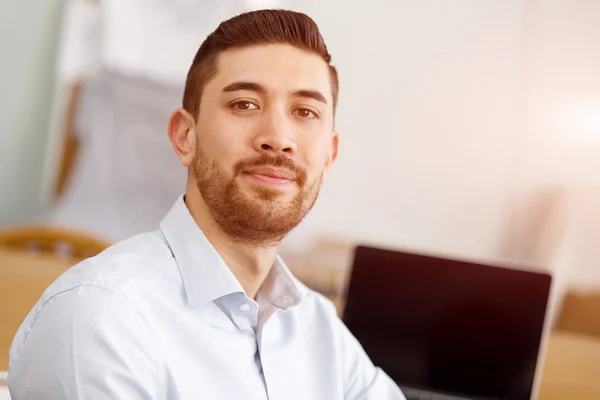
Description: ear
xmin=321 ymin=131 xmax=339 ymax=184
xmin=168 ymin=108 xmax=197 ymax=167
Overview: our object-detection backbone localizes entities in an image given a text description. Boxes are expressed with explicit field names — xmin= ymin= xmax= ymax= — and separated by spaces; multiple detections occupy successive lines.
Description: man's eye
xmin=295 ymin=108 xmax=317 ymax=119
xmin=232 ymin=101 xmax=258 ymax=111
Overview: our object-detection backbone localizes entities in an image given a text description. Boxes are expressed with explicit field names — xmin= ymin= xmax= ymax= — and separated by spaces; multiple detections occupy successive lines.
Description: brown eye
xmin=295 ymin=108 xmax=317 ymax=119
xmin=233 ymin=101 xmax=258 ymax=111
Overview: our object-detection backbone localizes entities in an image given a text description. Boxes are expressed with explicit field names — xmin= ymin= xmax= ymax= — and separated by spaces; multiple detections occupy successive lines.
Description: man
xmin=8 ymin=10 xmax=405 ymax=400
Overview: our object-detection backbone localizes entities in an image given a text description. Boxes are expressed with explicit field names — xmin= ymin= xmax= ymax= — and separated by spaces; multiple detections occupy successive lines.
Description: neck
xmin=184 ymin=184 xmax=281 ymax=299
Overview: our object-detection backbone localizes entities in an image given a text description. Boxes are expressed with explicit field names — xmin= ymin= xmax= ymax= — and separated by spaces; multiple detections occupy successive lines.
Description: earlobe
xmin=168 ymin=108 xmax=196 ymax=167
xmin=330 ymin=131 xmax=339 ymax=164
xmin=325 ymin=131 xmax=339 ymax=169
xmin=321 ymin=131 xmax=340 ymax=185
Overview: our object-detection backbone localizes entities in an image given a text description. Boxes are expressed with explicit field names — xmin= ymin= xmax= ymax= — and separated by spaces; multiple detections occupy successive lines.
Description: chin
xmin=256 ymin=190 xmax=293 ymax=202
xmin=242 ymin=184 xmax=296 ymax=202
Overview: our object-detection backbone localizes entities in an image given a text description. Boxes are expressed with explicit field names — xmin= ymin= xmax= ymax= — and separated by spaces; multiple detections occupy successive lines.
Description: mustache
xmin=234 ymin=154 xmax=308 ymax=186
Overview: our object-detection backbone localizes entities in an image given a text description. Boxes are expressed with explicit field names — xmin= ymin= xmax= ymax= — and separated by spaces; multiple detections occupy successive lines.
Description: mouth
xmin=243 ymin=167 xmax=296 ymax=186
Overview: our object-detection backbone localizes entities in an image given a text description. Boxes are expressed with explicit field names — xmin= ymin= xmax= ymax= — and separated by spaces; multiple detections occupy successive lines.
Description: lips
xmin=243 ymin=167 xmax=296 ymax=185
xmin=244 ymin=167 xmax=295 ymax=180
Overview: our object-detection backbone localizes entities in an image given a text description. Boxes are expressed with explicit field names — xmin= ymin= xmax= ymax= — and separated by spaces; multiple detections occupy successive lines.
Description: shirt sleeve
xmin=8 ymin=285 xmax=164 ymax=400
xmin=337 ymin=320 xmax=406 ymax=400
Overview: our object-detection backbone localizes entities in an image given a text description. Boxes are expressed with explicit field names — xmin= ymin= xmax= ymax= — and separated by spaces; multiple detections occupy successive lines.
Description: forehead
xmin=207 ymin=44 xmax=333 ymax=103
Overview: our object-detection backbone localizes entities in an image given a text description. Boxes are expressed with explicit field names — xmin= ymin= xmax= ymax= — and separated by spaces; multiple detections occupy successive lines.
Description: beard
xmin=193 ymin=144 xmax=322 ymax=246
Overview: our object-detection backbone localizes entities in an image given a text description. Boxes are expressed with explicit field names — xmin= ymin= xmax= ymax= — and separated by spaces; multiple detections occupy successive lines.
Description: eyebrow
xmin=222 ymin=81 xmax=328 ymax=105
xmin=292 ymin=89 xmax=328 ymax=105
xmin=222 ymin=81 xmax=266 ymax=94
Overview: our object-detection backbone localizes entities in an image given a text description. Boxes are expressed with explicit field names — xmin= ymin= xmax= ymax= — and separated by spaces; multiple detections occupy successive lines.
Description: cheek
xmin=198 ymin=120 xmax=250 ymax=164
xmin=306 ymin=139 xmax=333 ymax=167
xmin=303 ymin=152 xmax=330 ymax=183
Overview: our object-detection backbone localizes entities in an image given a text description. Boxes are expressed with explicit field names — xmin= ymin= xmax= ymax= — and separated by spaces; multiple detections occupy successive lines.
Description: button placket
xmin=234 ymin=298 xmax=258 ymax=336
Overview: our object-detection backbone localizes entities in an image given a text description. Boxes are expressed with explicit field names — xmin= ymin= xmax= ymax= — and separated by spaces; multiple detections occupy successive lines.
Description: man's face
xmin=191 ymin=44 xmax=338 ymax=245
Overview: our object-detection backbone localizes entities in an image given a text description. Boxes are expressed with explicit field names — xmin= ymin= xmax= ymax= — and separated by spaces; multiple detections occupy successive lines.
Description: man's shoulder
xmin=41 ymin=230 xmax=174 ymax=303
xmin=278 ymin=262 xmax=342 ymax=321
xmin=295 ymin=283 xmax=343 ymax=325
xmin=9 ymin=231 xmax=175 ymax=369
xmin=312 ymin=294 xmax=345 ymax=327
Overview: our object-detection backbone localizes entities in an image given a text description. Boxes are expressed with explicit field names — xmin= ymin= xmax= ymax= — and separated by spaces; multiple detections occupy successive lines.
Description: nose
xmin=253 ymin=111 xmax=297 ymax=155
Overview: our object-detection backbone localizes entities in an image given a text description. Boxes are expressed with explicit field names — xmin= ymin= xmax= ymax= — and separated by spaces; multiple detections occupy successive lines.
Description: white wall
xmin=292 ymin=0 xmax=600 ymax=294
xmin=509 ymin=0 xmax=600 ymax=287
xmin=0 ymin=0 xmax=66 ymax=225
xmin=515 ymin=0 xmax=600 ymax=190
xmin=288 ymin=0 xmax=530 ymax=264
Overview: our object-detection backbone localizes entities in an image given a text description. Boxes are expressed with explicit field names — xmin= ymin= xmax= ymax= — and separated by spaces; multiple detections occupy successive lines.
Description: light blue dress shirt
xmin=8 ymin=196 xmax=405 ymax=400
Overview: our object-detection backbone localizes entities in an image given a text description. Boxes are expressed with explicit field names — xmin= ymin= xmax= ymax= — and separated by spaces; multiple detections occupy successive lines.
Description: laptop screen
xmin=342 ymin=245 xmax=552 ymax=400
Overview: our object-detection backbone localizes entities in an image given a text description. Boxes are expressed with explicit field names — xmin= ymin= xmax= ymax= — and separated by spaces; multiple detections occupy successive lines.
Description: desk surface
xmin=1 ymin=249 xmax=600 ymax=398
xmin=538 ymin=331 xmax=600 ymax=399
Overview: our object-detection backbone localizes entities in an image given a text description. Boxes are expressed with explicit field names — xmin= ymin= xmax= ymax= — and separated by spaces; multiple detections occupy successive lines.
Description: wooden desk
xmin=0 ymin=249 xmax=74 ymax=370
xmin=538 ymin=332 xmax=600 ymax=400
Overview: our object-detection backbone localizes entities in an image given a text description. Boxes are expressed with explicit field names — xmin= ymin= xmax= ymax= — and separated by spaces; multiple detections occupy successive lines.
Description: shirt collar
xmin=160 ymin=195 xmax=244 ymax=308
xmin=259 ymin=256 xmax=304 ymax=310
xmin=160 ymin=195 xmax=305 ymax=309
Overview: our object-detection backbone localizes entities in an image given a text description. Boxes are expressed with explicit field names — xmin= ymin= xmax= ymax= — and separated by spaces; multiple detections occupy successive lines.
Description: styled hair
xmin=182 ymin=9 xmax=339 ymax=119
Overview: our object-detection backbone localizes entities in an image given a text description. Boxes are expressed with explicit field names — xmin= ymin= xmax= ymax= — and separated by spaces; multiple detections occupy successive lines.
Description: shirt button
xmin=240 ymin=303 xmax=251 ymax=312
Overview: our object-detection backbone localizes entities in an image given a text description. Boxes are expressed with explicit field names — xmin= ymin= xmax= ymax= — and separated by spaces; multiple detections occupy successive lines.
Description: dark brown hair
xmin=182 ymin=9 xmax=339 ymax=119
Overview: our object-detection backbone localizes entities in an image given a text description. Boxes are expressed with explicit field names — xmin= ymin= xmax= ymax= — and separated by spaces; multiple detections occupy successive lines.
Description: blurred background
xmin=0 ymin=0 xmax=599 ymax=388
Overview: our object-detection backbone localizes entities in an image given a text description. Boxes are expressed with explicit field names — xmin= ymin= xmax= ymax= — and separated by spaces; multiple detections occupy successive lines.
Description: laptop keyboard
xmin=401 ymin=386 xmax=477 ymax=400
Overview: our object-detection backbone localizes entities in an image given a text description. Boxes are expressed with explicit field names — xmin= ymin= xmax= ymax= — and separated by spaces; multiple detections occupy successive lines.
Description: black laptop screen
xmin=342 ymin=246 xmax=552 ymax=400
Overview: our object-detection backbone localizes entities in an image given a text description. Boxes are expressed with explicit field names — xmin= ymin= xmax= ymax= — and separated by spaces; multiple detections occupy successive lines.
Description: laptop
xmin=342 ymin=245 xmax=553 ymax=400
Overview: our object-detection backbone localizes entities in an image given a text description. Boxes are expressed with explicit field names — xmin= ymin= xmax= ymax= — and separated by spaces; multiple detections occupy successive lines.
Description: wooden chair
xmin=0 ymin=224 xmax=111 ymax=261
xmin=555 ymin=290 xmax=600 ymax=338
xmin=0 ymin=225 xmax=111 ymax=370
